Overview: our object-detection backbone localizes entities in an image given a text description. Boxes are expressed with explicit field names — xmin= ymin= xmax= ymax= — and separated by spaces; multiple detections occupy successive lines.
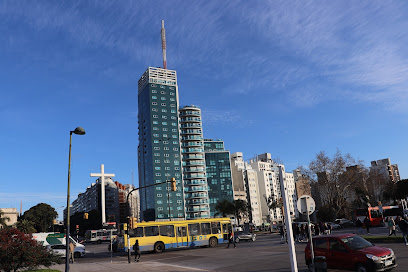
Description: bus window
xmin=371 ymin=210 xmax=381 ymax=218
xmin=144 ymin=226 xmax=159 ymax=236
xmin=384 ymin=207 xmax=402 ymax=217
xmin=92 ymin=232 xmax=96 ymax=238
xmin=159 ymin=225 xmax=175 ymax=237
xmin=130 ymin=227 xmax=144 ymax=237
xmin=201 ymin=223 xmax=211 ymax=235
xmin=211 ymin=222 xmax=221 ymax=234
xmin=97 ymin=231 xmax=102 ymax=236
xmin=188 ymin=223 xmax=201 ymax=236
xmin=222 ymin=224 xmax=229 ymax=233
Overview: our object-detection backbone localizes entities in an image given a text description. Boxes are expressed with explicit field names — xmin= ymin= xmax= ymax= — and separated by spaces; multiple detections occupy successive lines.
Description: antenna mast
xmin=161 ymin=20 xmax=167 ymax=69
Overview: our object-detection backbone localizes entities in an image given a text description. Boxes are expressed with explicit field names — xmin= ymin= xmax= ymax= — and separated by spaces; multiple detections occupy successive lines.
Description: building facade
xmin=138 ymin=67 xmax=185 ymax=221
xmin=204 ymin=139 xmax=234 ymax=217
xmin=179 ymin=106 xmax=210 ymax=219
xmin=370 ymin=158 xmax=401 ymax=183
xmin=0 ymin=208 xmax=18 ymax=228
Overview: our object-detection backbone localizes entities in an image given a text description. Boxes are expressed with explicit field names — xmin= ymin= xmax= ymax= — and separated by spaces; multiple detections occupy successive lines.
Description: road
xmin=60 ymin=228 xmax=408 ymax=271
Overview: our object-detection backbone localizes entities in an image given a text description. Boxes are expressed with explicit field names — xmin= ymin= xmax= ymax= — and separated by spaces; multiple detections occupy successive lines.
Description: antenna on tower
xmin=161 ymin=20 xmax=167 ymax=69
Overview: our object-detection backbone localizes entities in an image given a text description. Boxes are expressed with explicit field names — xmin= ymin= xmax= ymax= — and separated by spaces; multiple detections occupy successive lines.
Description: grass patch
xmin=362 ymin=235 xmax=405 ymax=243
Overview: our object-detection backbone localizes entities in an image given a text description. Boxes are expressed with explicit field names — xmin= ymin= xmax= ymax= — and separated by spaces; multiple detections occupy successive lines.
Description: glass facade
xmin=204 ymin=140 xmax=234 ymax=217
xmin=138 ymin=67 xmax=185 ymax=221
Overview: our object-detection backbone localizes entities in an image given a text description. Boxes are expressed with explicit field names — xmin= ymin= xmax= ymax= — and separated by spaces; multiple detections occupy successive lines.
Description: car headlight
xmin=366 ymin=254 xmax=381 ymax=261
xmin=385 ymin=248 xmax=394 ymax=256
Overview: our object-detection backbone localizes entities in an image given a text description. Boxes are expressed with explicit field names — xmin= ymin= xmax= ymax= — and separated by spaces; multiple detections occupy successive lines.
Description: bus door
xmin=222 ymin=223 xmax=230 ymax=242
xmin=176 ymin=226 xmax=187 ymax=247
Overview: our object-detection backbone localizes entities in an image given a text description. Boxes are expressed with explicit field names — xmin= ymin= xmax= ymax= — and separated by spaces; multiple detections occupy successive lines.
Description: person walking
xmin=397 ymin=216 xmax=408 ymax=245
xmin=356 ymin=218 xmax=363 ymax=234
xmin=227 ymin=230 xmax=236 ymax=248
xmin=69 ymin=241 xmax=76 ymax=264
xmin=279 ymin=226 xmax=285 ymax=243
xmin=364 ymin=216 xmax=371 ymax=234
xmin=388 ymin=217 xmax=396 ymax=236
xmin=134 ymin=240 xmax=141 ymax=262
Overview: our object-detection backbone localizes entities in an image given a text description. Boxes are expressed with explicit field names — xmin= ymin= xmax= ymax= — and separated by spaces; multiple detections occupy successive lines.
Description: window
xmin=152 ymin=108 xmax=158 ymax=112
xmin=175 ymin=167 xmax=180 ymax=170
xmin=152 ymin=90 xmax=157 ymax=93
xmin=152 ymin=102 xmax=157 ymax=105
xmin=170 ymin=104 xmax=175 ymax=107
xmin=161 ymin=103 xmax=166 ymax=106
xmin=153 ymin=121 xmax=158 ymax=124
xmin=164 ymin=147 xmax=169 ymax=150
xmin=173 ymin=141 xmax=178 ymax=144
xmin=154 ymin=153 xmax=160 ymax=156
xmin=159 ymin=225 xmax=175 ymax=237
xmin=330 ymin=239 xmax=347 ymax=252
xmin=157 ymin=207 xmax=163 ymax=210
xmin=158 ymin=214 xmax=164 ymax=218
xmin=157 ymin=200 xmax=163 ymax=204
xmin=170 ymin=92 xmax=174 ymax=95
xmin=157 ymin=194 xmax=162 ymax=197
xmin=152 ymin=96 xmax=157 ymax=99
xmin=154 ymin=147 xmax=160 ymax=150
xmin=211 ymin=222 xmax=221 ymax=234
xmin=153 ymin=127 xmax=158 ymax=130
xmin=162 ymin=109 xmax=167 ymax=112
xmin=155 ymin=160 xmax=160 ymax=163
xmin=201 ymin=223 xmax=211 ymax=235
xmin=144 ymin=226 xmax=159 ymax=236
xmin=177 ymin=200 xmax=182 ymax=204
xmin=173 ymin=148 xmax=178 ymax=151
xmin=171 ymin=122 xmax=177 ymax=126
xmin=155 ymin=166 xmax=161 ymax=170
xmin=172 ymin=129 xmax=177 ymax=132
xmin=161 ymin=91 xmax=165 ymax=94
xmin=162 ymin=122 xmax=167 ymax=125
xmin=165 ymin=167 xmax=170 ymax=170
xmin=172 ymin=135 xmax=177 ymax=138
xmin=161 ymin=97 xmax=166 ymax=100
xmin=156 ymin=187 xmax=162 ymax=190
xmin=162 ymin=115 xmax=167 ymax=119
xmin=170 ymin=98 xmax=175 ymax=101
xmin=314 ymin=239 xmax=328 ymax=250
xmin=171 ymin=116 xmax=176 ymax=119
xmin=129 ymin=227 xmax=144 ymax=237
xmin=163 ymin=128 xmax=168 ymax=131
xmin=155 ymin=173 xmax=161 ymax=176
xmin=154 ymin=140 xmax=159 ymax=143
xmin=153 ymin=115 xmax=158 ymax=118
xmin=188 ymin=223 xmax=201 ymax=236
xmin=171 ymin=110 xmax=176 ymax=113
xmin=163 ymin=134 xmax=168 ymax=137
xmin=153 ymin=134 xmax=159 ymax=137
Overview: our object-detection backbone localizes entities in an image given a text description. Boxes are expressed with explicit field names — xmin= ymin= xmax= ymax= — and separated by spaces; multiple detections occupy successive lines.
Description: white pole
xmin=110 ymin=229 xmax=113 ymax=263
xmin=101 ymin=164 xmax=106 ymax=224
xmin=304 ymin=198 xmax=315 ymax=272
xmin=279 ymin=166 xmax=298 ymax=272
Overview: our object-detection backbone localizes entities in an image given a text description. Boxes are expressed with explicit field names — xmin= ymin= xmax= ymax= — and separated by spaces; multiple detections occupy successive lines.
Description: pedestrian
xmin=227 ymin=230 xmax=236 ymax=248
xmin=314 ymin=223 xmax=320 ymax=236
xmin=134 ymin=239 xmax=141 ymax=262
xmin=397 ymin=216 xmax=408 ymax=245
xmin=279 ymin=225 xmax=285 ymax=243
xmin=69 ymin=241 xmax=76 ymax=264
xmin=364 ymin=216 xmax=371 ymax=234
xmin=356 ymin=218 xmax=363 ymax=234
xmin=293 ymin=224 xmax=300 ymax=242
xmin=300 ymin=224 xmax=306 ymax=242
xmin=326 ymin=223 xmax=332 ymax=235
xmin=388 ymin=217 xmax=396 ymax=236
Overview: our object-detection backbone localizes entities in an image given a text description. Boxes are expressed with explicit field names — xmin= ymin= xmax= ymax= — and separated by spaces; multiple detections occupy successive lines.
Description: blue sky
xmin=1 ymin=1 xmax=407 ymax=219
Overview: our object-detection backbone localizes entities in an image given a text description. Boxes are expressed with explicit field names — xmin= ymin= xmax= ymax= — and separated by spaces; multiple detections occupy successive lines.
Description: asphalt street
xmin=48 ymin=227 xmax=408 ymax=272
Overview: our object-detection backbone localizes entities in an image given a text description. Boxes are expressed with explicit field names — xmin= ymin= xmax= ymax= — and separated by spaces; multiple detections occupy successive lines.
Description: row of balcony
xmin=183 ymin=155 xmax=205 ymax=160
xmin=184 ymin=180 xmax=207 ymax=186
xmin=183 ymin=168 xmax=206 ymax=173
xmin=186 ymin=213 xmax=210 ymax=219
xmin=179 ymin=111 xmax=201 ymax=117
xmin=185 ymin=199 xmax=209 ymax=205
xmin=182 ymin=148 xmax=204 ymax=153
xmin=184 ymin=174 xmax=206 ymax=179
xmin=184 ymin=186 xmax=208 ymax=192
xmin=182 ymin=161 xmax=205 ymax=166
xmin=186 ymin=207 xmax=209 ymax=212
xmin=180 ymin=129 xmax=202 ymax=135
xmin=180 ymin=117 xmax=201 ymax=123
xmin=180 ymin=124 xmax=202 ymax=129
xmin=181 ymin=136 xmax=203 ymax=141
xmin=181 ymin=142 xmax=203 ymax=147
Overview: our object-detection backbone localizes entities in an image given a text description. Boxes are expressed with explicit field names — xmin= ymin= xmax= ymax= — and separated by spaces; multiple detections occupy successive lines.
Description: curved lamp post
xmin=66 ymin=127 xmax=85 ymax=272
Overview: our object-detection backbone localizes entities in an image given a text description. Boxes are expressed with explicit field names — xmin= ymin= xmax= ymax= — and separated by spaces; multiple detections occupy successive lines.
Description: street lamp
xmin=66 ymin=127 xmax=85 ymax=272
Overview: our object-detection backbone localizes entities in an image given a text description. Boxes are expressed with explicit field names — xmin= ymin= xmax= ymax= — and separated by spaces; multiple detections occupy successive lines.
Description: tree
xmin=0 ymin=210 xmax=10 ymax=228
xmin=215 ymin=199 xmax=234 ymax=217
xmin=16 ymin=219 xmax=36 ymax=234
xmin=232 ymin=200 xmax=249 ymax=225
xmin=22 ymin=203 xmax=57 ymax=232
xmin=305 ymin=149 xmax=362 ymax=220
xmin=0 ymin=228 xmax=61 ymax=272
xmin=264 ymin=195 xmax=282 ymax=223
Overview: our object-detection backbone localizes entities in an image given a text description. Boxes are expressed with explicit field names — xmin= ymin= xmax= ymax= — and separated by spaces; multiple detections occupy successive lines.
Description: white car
xmin=47 ymin=243 xmax=86 ymax=259
xmin=327 ymin=222 xmax=341 ymax=229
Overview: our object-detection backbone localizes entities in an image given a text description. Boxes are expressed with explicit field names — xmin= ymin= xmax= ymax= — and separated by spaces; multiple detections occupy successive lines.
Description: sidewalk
xmin=46 ymin=261 xmax=208 ymax=272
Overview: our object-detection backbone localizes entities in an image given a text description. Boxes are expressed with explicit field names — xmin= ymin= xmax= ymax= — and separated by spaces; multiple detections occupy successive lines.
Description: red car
xmin=305 ymin=234 xmax=397 ymax=272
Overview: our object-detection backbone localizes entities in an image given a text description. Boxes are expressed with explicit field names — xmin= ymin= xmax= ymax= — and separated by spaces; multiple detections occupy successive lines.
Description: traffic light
xmin=170 ymin=178 xmax=177 ymax=191
xmin=76 ymin=225 xmax=79 ymax=232
xmin=128 ymin=217 xmax=133 ymax=229
xmin=83 ymin=212 xmax=89 ymax=220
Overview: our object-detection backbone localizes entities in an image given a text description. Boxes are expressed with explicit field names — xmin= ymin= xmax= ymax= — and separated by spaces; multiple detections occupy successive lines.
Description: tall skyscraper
xmin=138 ymin=67 xmax=184 ymax=221
xmin=179 ymin=106 xmax=210 ymax=219
xmin=204 ymin=139 xmax=234 ymax=217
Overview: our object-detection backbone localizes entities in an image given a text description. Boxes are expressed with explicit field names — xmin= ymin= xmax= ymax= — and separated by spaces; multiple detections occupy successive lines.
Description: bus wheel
xmin=154 ymin=242 xmax=165 ymax=253
xmin=209 ymin=237 xmax=218 ymax=247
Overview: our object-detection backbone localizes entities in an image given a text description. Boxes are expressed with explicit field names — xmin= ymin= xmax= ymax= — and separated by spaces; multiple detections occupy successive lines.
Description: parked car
xmin=335 ymin=218 xmax=355 ymax=228
xmin=327 ymin=222 xmax=341 ymax=229
xmin=305 ymin=233 xmax=397 ymax=271
xmin=47 ymin=243 xmax=86 ymax=259
xmin=234 ymin=231 xmax=256 ymax=243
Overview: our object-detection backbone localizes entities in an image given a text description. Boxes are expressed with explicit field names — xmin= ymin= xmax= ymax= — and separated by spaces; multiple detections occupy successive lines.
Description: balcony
xmin=179 ymin=111 xmax=201 ymax=117
xmin=183 ymin=168 xmax=206 ymax=173
xmin=183 ymin=155 xmax=205 ymax=160
xmin=186 ymin=199 xmax=209 ymax=205
xmin=183 ymin=161 xmax=205 ymax=166
xmin=180 ymin=129 xmax=202 ymax=135
xmin=181 ymin=142 xmax=203 ymax=147
xmin=186 ymin=213 xmax=209 ymax=219
xmin=182 ymin=148 xmax=204 ymax=154
xmin=180 ymin=117 xmax=201 ymax=123
xmin=184 ymin=180 xmax=207 ymax=186
xmin=184 ymin=174 xmax=206 ymax=179
xmin=184 ymin=186 xmax=208 ymax=192
xmin=180 ymin=124 xmax=202 ymax=129
xmin=185 ymin=193 xmax=208 ymax=199
xmin=181 ymin=136 xmax=203 ymax=141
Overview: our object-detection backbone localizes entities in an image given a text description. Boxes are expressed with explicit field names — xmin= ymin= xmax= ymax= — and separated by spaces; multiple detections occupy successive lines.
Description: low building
xmin=0 ymin=208 xmax=19 ymax=228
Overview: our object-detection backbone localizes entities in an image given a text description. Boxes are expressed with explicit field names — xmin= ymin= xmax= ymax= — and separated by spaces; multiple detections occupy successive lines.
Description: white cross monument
xmin=90 ymin=164 xmax=115 ymax=224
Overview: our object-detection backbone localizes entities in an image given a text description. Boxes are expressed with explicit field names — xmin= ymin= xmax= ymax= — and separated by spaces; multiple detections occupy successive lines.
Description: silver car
xmin=234 ymin=231 xmax=256 ymax=243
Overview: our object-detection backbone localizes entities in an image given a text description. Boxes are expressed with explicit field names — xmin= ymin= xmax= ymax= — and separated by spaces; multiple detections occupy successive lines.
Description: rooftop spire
xmin=161 ymin=20 xmax=167 ymax=69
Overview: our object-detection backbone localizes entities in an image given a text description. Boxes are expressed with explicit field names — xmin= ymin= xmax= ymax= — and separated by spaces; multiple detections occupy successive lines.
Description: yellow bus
xmin=124 ymin=218 xmax=232 ymax=253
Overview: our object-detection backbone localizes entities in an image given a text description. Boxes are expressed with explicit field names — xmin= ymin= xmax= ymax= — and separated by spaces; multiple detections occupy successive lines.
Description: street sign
xmin=297 ymin=195 xmax=315 ymax=215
